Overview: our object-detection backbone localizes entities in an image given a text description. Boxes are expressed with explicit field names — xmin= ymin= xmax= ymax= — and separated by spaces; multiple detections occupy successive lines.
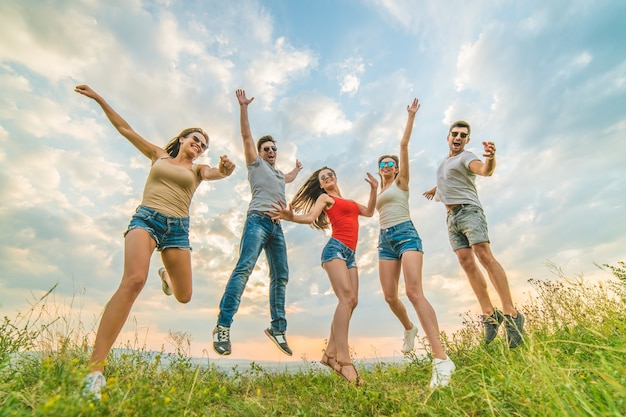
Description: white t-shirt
xmin=435 ymin=151 xmax=482 ymax=207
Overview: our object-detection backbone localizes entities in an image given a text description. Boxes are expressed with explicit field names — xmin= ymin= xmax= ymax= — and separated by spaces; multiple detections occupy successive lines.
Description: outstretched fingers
xmin=364 ymin=172 xmax=378 ymax=188
xmin=235 ymin=89 xmax=255 ymax=106
xmin=407 ymin=98 xmax=420 ymax=115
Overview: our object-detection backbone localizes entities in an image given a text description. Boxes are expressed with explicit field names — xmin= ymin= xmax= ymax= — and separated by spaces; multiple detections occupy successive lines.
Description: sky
xmin=1 ymin=0 xmax=625 ymax=364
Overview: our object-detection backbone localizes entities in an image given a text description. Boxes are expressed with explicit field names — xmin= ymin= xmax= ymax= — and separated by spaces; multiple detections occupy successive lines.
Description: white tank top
xmin=376 ymin=181 xmax=411 ymax=229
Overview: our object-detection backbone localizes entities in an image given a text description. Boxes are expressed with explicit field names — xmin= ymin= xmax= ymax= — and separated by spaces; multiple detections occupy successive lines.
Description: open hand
xmin=423 ymin=187 xmax=436 ymax=200
xmin=365 ymin=172 xmax=378 ymax=189
xmin=236 ymin=89 xmax=254 ymax=106
xmin=269 ymin=200 xmax=294 ymax=221
xmin=407 ymin=98 xmax=420 ymax=115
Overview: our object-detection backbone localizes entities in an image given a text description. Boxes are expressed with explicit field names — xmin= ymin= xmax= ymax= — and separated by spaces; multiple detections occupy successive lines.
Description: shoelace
xmin=216 ymin=328 xmax=229 ymax=342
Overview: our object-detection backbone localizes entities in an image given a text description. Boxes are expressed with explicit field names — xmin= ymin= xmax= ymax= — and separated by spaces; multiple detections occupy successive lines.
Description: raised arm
xmin=270 ymin=194 xmax=333 ymax=224
xmin=358 ymin=173 xmax=378 ymax=217
xmin=468 ymin=141 xmax=497 ymax=177
xmin=236 ymin=89 xmax=258 ymax=165
xmin=396 ymin=98 xmax=420 ymax=190
xmin=197 ymin=155 xmax=236 ymax=181
xmin=284 ymin=159 xmax=303 ymax=184
xmin=74 ymin=85 xmax=163 ymax=161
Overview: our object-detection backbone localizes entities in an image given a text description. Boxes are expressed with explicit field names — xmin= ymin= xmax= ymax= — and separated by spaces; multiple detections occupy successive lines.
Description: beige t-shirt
xmin=141 ymin=156 xmax=201 ymax=217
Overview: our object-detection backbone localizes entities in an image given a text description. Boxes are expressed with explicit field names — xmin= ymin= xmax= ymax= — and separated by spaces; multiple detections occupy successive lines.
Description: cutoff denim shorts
xmin=124 ymin=205 xmax=191 ymax=251
xmin=378 ymin=220 xmax=423 ymax=260
xmin=446 ymin=204 xmax=490 ymax=251
xmin=321 ymin=237 xmax=357 ymax=269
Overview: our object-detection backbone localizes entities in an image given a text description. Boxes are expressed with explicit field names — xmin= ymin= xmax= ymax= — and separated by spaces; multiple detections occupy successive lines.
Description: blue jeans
xmin=377 ymin=220 xmax=423 ymax=260
xmin=125 ymin=205 xmax=191 ymax=251
xmin=217 ymin=211 xmax=289 ymax=332
xmin=321 ymin=237 xmax=357 ymax=269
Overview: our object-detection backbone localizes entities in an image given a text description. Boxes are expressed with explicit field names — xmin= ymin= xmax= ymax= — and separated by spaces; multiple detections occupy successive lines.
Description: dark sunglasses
xmin=450 ymin=132 xmax=469 ymax=139
xmin=191 ymin=134 xmax=208 ymax=150
xmin=262 ymin=146 xmax=277 ymax=152
xmin=379 ymin=161 xmax=396 ymax=168
xmin=320 ymin=171 xmax=335 ymax=181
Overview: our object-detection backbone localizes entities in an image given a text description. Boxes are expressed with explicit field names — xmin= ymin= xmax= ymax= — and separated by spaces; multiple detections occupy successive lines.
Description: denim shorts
xmin=378 ymin=220 xmax=423 ymax=260
xmin=321 ymin=237 xmax=357 ymax=269
xmin=446 ymin=204 xmax=490 ymax=251
xmin=124 ymin=205 xmax=191 ymax=251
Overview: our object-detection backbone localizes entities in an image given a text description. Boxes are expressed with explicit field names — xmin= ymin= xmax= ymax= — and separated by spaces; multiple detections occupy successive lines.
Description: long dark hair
xmin=291 ymin=166 xmax=339 ymax=231
xmin=164 ymin=128 xmax=209 ymax=157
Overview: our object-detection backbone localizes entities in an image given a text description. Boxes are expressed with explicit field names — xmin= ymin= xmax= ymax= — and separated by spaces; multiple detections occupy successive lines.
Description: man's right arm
xmin=236 ymin=89 xmax=257 ymax=165
xmin=423 ymin=186 xmax=437 ymax=200
xmin=468 ymin=141 xmax=497 ymax=177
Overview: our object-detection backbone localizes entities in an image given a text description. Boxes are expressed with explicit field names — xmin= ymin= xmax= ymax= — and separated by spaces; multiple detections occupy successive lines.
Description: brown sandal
xmin=334 ymin=360 xmax=363 ymax=386
xmin=320 ymin=352 xmax=336 ymax=370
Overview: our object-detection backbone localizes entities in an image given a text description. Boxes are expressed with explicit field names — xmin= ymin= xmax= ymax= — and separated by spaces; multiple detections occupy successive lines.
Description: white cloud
xmin=246 ymin=37 xmax=317 ymax=108
xmin=333 ymin=57 xmax=365 ymax=95
xmin=278 ymin=93 xmax=352 ymax=137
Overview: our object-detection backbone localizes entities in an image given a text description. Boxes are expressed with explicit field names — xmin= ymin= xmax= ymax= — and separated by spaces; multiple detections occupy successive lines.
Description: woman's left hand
xmin=365 ymin=172 xmax=378 ymax=189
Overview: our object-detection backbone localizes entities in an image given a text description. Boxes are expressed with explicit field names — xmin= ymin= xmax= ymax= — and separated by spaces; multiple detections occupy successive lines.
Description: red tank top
xmin=326 ymin=196 xmax=360 ymax=250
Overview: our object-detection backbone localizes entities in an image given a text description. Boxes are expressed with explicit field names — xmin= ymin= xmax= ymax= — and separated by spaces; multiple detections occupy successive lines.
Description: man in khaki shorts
xmin=424 ymin=120 xmax=524 ymax=348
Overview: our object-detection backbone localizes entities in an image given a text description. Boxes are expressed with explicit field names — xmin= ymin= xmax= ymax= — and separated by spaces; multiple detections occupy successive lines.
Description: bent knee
xmin=175 ymin=291 xmax=192 ymax=304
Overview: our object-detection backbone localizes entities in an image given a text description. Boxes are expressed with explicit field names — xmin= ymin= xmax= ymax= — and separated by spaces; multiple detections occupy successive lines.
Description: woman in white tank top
xmin=375 ymin=98 xmax=455 ymax=389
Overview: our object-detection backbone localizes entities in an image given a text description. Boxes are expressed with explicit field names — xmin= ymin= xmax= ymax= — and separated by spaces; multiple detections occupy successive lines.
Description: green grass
xmin=1 ymin=262 xmax=625 ymax=416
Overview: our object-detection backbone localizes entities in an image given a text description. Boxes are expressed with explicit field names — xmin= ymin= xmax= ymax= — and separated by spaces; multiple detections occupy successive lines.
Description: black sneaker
xmin=264 ymin=327 xmax=293 ymax=356
xmin=482 ymin=309 xmax=504 ymax=344
xmin=504 ymin=312 xmax=525 ymax=348
xmin=212 ymin=325 xmax=231 ymax=355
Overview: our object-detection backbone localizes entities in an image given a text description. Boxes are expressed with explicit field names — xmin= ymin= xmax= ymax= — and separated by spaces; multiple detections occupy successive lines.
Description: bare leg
xmin=401 ymin=251 xmax=446 ymax=359
xmin=89 ymin=229 xmax=155 ymax=371
xmin=472 ymin=242 xmax=515 ymax=315
xmin=160 ymin=248 xmax=193 ymax=303
xmin=455 ymin=247 xmax=494 ymax=316
xmin=322 ymin=259 xmax=359 ymax=383
xmin=379 ymin=259 xmax=413 ymax=330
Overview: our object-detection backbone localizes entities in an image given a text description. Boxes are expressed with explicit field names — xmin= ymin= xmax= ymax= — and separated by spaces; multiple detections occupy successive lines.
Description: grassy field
xmin=1 ymin=262 xmax=625 ymax=416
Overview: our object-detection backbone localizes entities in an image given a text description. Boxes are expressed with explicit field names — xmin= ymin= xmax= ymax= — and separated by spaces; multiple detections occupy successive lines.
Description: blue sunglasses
xmin=379 ymin=161 xmax=396 ymax=168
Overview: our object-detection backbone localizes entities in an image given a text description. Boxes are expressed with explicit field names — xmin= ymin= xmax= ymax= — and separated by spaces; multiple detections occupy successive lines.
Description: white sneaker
xmin=429 ymin=357 xmax=455 ymax=388
xmin=401 ymin=325 xmax=419 ymax=353
xmin=158 ymin=267 xmax=172 ymax=296
xmin=83 ymin=371 xmax=106 ymax=399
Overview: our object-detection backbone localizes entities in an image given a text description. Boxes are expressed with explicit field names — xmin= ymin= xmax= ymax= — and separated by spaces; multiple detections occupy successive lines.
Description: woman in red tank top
xmin=270 ymin=166 xmax=377 ymax=385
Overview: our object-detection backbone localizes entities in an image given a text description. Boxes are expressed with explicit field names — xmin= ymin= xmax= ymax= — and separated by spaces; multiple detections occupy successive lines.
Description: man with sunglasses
xmin=423 ymin=120 xmax=524 ymax=348
xmin=213 ymin=89 xmax=302 ymax=357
